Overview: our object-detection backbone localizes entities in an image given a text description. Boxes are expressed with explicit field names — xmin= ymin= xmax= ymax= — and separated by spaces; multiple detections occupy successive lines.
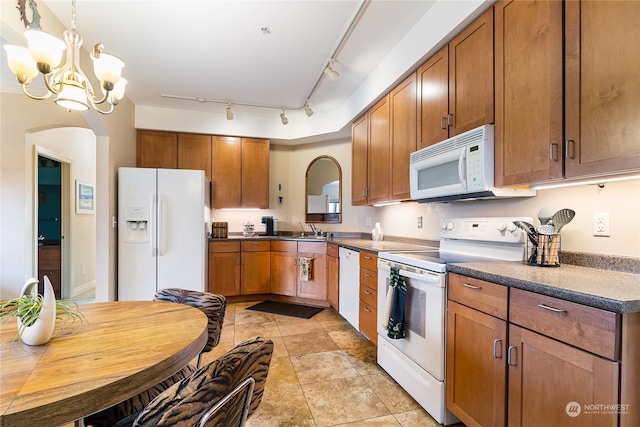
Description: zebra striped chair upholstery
xmin=114 ymin=337 xmax=274 ymax=427
xmin=84 ymin=289 xmax=226 ymax=427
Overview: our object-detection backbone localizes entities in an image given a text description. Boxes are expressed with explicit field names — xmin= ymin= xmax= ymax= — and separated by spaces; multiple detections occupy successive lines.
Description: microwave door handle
xmin=458 ymin=149 xmax=467 ymax=190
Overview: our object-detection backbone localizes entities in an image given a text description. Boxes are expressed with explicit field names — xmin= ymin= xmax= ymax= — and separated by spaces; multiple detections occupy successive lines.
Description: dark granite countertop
xmin=447 ymin=261 xmax=640 ymax=314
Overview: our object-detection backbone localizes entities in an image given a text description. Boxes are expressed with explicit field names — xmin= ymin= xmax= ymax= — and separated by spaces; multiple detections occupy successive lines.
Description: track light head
xmin=226 ymin=103 xmax=234 ymax=120
xmin=324 ymin=63 xmax=339 ymax=81
xmin=280 ymin=109 xmax=289 ymax=125
xmin=303 ymin=102 xmax=314 ymax=117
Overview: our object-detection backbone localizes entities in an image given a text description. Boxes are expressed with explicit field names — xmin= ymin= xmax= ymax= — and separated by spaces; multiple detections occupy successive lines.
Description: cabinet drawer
xmin=448 ymin=273 xmax=508 ymax=320
xmin=298 ymin=241 xmax=326 ymax=255
xmin=327 ymin=243 xmax=339 ymax=258
xmin=360 ymin=251 xmax=378 ymax=271
xmin=209 ymin=241 xmax=240 ymax=252
xmin=241 ymin=240 xmax=271 ymax=252
xmin=38 ymin=259 xmax=60 ymax=270
xmin=360 ymin=268 xmax=377 ymax=289
xmin=360 ymin=283 xmax=377 ymax=308
xmin=509 ymin=288 xmax=619 ymax=360
xmin=271 ymin=240 xmax=297 ymax=252
xmin=39 ymin=247 xmax=61 ymax=261
xmin=359 ymin=300 xmax=378 ymax=345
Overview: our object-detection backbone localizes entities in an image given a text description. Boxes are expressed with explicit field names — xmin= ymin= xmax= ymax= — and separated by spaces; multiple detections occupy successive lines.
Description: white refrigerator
xmin=118 ymin=167 xmax=210 ymax=301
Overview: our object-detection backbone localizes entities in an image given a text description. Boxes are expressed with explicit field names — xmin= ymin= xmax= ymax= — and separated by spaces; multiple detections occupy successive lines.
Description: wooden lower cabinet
xmin=358 ymin=251 xmax=378 ymax=345
xmin=447 ymin=273 xmax=628 ymax=427
xmin=507 ymin=325 xmax=619 ymax=427
xmin=38 ymin=246 xmax=62 ymax=299
xmin=208 ymin=241 xmax=240 ymax=296
xmin=326 ymin=243 xmax=339 ymax=310
xmin=297 ymin=246 xmax=326 ymax=301
xmin=240 ymin=241 xmax=270 ymax=295
xmin=447 ymin=301 xmax=507 ymax=427
xmin=271 ymin=241 xmax=297 ymax=296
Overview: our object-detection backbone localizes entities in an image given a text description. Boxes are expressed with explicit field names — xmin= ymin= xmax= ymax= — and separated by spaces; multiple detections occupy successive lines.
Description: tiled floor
xmin=198 ymin=300 xmax=450 ymax=427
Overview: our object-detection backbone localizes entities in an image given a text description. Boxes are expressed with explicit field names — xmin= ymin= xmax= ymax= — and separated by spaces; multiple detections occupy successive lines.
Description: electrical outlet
xmin=593 ymin=212 xmax=611 ymax=237
xmin=417 ymin=216 xmax=423 ymax=228
xmin=365 ymin=217 xmax=371 ymax=227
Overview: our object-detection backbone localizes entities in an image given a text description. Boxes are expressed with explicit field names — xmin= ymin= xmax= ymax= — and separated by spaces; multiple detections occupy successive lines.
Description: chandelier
xmin=4 ymin=0 xmax=126 ymax=114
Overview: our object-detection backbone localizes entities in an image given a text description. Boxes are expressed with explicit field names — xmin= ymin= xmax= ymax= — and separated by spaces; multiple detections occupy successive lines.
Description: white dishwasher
xmin=338 ymin=247 xmax=360 ymax=329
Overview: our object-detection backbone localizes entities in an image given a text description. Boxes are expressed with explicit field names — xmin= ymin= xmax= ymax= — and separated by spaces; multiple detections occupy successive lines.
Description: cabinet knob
xmin=463 ymin=283 xmax=482 ymax=290
xmin=565 ymin=139 xmax=576 ymax=159
xmin=440 ymin=117 xmax=447 ymax=130
xmin=507 ymin=345 xmax=517 ymax=366
xmin=493 ymin=339 xmax=502 ymax=359
xmin=549 ymin=143 xmax=559 ymax=161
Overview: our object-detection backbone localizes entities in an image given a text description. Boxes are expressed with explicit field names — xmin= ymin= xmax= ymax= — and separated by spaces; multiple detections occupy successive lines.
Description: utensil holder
xmin=526 ymin=234 xmax=560 ymax=267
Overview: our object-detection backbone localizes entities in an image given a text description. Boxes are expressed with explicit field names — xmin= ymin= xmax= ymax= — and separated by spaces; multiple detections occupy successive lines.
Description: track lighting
xmin=280 ymin=109 xmax=289 ymax=125
xmin=324 ymin=61 xmax=339 ymax=81
xmin=226 ymin=103 xmax=234 ymax=120
xmin=303 ymin=101 xmax=314 ymax=117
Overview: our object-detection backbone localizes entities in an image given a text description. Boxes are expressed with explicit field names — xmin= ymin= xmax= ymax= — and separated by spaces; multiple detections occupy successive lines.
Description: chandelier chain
xmin=71 ymin=0 xmax=77 ymax=30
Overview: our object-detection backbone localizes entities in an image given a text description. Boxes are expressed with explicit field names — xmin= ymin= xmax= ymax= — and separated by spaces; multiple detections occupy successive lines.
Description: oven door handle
xmin=397 ymin=268 xmax=442 ymax=285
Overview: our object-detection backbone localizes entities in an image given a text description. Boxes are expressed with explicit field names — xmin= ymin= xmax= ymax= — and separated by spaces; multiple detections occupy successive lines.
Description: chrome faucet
xmin=298 ymin=221 xmax=306 ymax=236
xmin=308 ymin=223 xmax=322 ymax=236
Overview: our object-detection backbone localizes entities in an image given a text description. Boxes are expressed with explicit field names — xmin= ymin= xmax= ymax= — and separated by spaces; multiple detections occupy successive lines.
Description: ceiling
xmin=2 ymin=0 xmax=490 ymax=144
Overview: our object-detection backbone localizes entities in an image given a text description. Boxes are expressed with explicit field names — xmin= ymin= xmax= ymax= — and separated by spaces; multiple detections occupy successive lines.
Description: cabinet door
xmin=390 ymin=71 xmax=418 ymax=201
xmin=326 ymin=254 xmax=339 ymax=310
xmin=297 ymin=253 xmax=326 ymax=300
xmin=137 ymin=130 xmax=177 ymax=169
xmin=270 ymin=251 xmax=297 ymax=296
xmin=367 ymin=95 xmax=391 ymax=204
xmin=494 ymin=0 xmax=564 ymax=186
xmin=241 ymin=138 xmax=270 ymax=208
xmin=565 ymin=1 xmax=640 ymax=178
xmin=508 ymin=325 xmax=619 ymax=427
xmin=351 ymin=114 xmax=369 ymax=206
xmin=418 ymin=45 xmax=449 ymax=149
xmin=446 ymin=301 xmax=507 ymax=427
xmin=177 ymin=133 xmax=212 ymax=180
xmin=240 ymin=251 xmax=271 ymax=294
xmin=211 ymin=136 xmax=242 ymax=208
xmin=359 ymin=299 xmax=377 ymax=345
xmin=208 ymin=252 xmax=240 ymax=296
xmin=449 ymin=8 xmax=494 ymax=137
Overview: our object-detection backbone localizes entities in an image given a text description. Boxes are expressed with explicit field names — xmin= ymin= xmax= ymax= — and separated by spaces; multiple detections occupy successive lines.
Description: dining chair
xmin=109 ymin=337 xmax=274 ymax=427
xmin=84 ymin=289 xmax=226 ymax=427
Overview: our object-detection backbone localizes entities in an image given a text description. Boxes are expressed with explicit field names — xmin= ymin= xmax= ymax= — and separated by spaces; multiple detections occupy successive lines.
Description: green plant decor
xmin=0 ymin=293 xmax=86 ymax=344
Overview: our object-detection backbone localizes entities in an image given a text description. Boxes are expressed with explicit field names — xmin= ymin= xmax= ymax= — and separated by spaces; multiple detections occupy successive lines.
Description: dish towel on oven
xmin=299 ymin=257 xmax=313 ymax=281
xmin=386 ymin=267 xmax=407 ymax=339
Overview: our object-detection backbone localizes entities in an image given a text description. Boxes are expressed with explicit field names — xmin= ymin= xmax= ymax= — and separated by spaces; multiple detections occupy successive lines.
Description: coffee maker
xmin=261 ymin=216 xmax=277 ymax=236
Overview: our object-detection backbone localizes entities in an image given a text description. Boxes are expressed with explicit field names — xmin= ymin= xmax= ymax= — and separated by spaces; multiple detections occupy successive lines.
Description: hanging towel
xmin=382 ymin=268 xmax=398 ymax=329
xmin=299 ymin=257 xmax=313 ymax=282
xmin=387 ymin=268 xmax=407 ymax=339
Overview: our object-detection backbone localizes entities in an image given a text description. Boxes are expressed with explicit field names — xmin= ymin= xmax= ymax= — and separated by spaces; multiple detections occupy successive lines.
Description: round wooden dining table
xmin=0 ymin=300 xmax=208 ymax=427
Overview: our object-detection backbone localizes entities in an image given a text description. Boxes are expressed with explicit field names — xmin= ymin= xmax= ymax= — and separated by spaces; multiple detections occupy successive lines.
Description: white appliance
xmin=338 ymin=247 xmax=360 ymax=329
xmin=409 ymin=124 xmax=536 ymax=202
xmin=377 ymin=217 xmax=532 ymax=425
xmin=118 ymin=167 xmax=210 ymax=301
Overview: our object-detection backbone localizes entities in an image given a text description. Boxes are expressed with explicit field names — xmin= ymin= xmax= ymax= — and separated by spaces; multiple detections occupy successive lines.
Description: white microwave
xmin=409 ymin=125 xmax=535 ymax=202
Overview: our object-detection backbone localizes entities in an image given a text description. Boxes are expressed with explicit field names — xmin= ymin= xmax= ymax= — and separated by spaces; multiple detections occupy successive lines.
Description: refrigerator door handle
xmin=158 ymin=197 xmax=164 ymax=257
xmin=150 ymin=195 xmax=156 ymax=257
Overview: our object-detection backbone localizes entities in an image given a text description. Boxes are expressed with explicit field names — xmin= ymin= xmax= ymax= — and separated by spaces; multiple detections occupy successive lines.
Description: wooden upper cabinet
xmin=211 ymin=136 xmax=269 ymax=209
xmin=418 ymin=8 xmax=494 ymax=150
xmin=351 ymin=114 xmax=369 ymax=206
xmin=449 ymin=8 xmax=494 ymax=137
xmin=137 ymin=130 xmax=178 ymax=169
xmin=241 ymin=138 xmax=270 ymax=208
xmin=211 ymin=136 xmax=242 ymax=208
xmin=367 ymin=94 xmax=391 ymax=205
xmin=177 ymin=133 xmax=212 ymax=180
xmin=418 ymin=46 xmax=449 ymax=150
xmin=390 ymin=71 xmax=418 ymax=201
xmin=494 ymin=0 xmax=564 ymax=187
xmin=565 ymin=1 xmax=640 ymax=179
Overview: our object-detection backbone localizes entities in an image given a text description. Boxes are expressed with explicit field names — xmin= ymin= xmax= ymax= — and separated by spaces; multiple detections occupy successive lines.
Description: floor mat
xmin=246 ymin=300 xmax=324 ymax=319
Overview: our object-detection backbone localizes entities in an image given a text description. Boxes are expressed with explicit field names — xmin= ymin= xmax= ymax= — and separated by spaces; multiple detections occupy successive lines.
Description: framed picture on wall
xmin=76 ymin=180 xmax=95 ymax=214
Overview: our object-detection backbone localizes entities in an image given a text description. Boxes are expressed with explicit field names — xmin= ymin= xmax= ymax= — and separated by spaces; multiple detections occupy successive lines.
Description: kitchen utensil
xmin=537 ymin=224 xmax=556 ymax=235
xmin=514 ymin=220 xmax=538 ymax=246
xmin=550 ymin=208 xmax=575 ymax=233
xmin=537 ymin=206 xmax=556 ymax=226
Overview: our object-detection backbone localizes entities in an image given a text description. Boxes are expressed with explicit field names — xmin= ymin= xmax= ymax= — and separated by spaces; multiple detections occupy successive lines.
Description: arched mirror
xmin=305 ymin=155 xmax=342 ymax=223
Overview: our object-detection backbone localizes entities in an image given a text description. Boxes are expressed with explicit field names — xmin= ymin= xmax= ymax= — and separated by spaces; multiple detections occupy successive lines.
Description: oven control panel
xmin=440 ymin=217 xmax=533 ymax=244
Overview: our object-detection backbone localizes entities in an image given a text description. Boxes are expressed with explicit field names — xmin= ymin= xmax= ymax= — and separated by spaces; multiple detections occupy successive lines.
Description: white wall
xmin=375 ymin=179 xmax=640 ymax=258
